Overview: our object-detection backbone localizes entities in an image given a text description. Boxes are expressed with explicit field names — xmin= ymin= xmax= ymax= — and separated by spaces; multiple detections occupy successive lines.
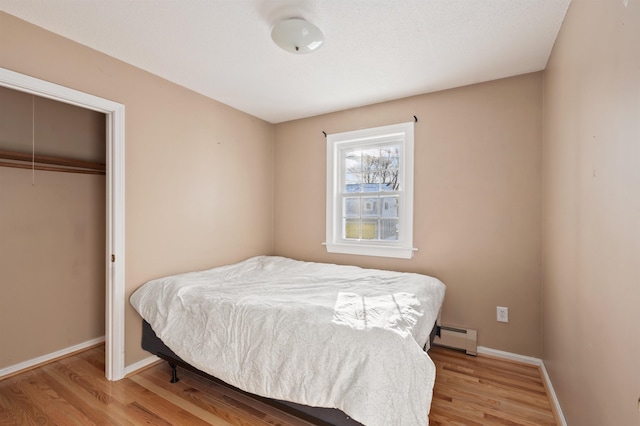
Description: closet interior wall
xmin=0 ymin=86 xmax=107 ymax=370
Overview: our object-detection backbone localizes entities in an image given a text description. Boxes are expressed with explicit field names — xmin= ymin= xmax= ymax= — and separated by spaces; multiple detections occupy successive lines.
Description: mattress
xmin=130 ymin=255 xmax=446 ymax=426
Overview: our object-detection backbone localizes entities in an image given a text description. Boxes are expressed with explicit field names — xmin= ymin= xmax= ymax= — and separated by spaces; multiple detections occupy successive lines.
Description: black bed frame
xmin=141 ymin=320 xmax=440 ymax=426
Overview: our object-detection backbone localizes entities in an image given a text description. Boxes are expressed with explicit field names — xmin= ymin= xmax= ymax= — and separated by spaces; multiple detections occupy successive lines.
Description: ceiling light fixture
xmin=271 ymin=18 xmax=324 ymax=54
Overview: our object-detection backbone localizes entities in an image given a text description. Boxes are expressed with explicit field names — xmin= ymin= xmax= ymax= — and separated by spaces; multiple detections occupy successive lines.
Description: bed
xmin=130 ymin=256 xmax=446 ymax=426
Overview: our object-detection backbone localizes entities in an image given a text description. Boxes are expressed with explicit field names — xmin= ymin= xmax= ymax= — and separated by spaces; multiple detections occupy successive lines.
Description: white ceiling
xmin=0 ymin=0 xmax=570 ymax=124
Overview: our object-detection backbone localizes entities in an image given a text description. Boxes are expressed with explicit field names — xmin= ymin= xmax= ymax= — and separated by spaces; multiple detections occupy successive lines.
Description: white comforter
xmin=130 ymin=256 xmax=445 ymax=426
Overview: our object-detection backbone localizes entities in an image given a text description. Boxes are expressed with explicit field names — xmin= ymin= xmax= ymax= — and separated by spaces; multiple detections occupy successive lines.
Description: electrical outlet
xmin=497 ymin=306 xmax=509 ymax=323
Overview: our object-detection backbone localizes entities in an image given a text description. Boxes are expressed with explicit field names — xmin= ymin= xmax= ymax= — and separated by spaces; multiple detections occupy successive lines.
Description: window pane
xmin=361 ymin=220 xmax=378 ymax=240
xmin=380 ymin=219 xmax=399 ymax=240
xmin=381 ymin=196 xmax=399 ymax=217
xmin=361 ymin=197 xmax=379 ymax=217
xmin=362 ymin=182 xmax=379 ymax=192
xmin=380 ymin=145 xmax=400 ymax=168
xmin=372 ymin=173 xmax=385 ymax=192
xmin=344 ymin=197 xmax=360 ymax=217
xmin=344 ymin=219 xmax=360 ymax=239
xmin=381 ymin=181 xmax=396 ymax=191
xmin=379 ymin=145 xmax=400 ymax=191
xmin=380 ymin=167 xmax=399 ymax=191
xmin=380 ymin=169 xmax=398 ymax=191
xmin=361 ymin=148 xmax=379 ymax=173
xmin=345 ymin=172 xmax=362 ymax=193
xmin=345 ymin=150 xmax=362 ymax=172
xmin=345 ymin=172 xmax=360 ymax=183
xmin=345 ymin=183 xmax=362 ymax=193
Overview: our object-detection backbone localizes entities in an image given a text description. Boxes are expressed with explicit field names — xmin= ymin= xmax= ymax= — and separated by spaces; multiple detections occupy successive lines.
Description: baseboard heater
xmin=433 ymin=325 xmax=478 ymax=356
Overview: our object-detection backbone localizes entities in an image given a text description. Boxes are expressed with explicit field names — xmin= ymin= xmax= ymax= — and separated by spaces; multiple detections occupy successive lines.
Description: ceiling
xmin=0 ymin=0 xmax=571 ymax=124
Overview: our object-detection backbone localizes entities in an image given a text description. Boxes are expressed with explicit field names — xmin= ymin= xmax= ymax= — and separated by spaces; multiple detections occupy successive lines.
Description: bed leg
xmin=169 ymin=362 xmax=180 ymax=383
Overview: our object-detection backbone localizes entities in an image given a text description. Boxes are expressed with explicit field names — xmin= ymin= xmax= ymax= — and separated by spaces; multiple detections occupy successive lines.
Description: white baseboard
xmin=124 ymin=355 xmax=160 ymax=377
xmin=0 ymin=336 xmax=105 ymax=379
xmin=477 ymin=346 xmax=567 ymax=426
xmin=477 ymin=345 xmax=543 ymax=366
xmin=538 ymin=360 xmax=567 ymax=426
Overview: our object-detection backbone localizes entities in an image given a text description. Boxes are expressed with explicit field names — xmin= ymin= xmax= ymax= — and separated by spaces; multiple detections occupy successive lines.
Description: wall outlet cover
xmin=497 ymin=306 xmax=509 ymax=323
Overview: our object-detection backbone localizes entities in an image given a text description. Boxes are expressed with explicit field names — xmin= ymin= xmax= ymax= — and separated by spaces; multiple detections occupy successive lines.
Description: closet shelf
xmin=0 ymin=150 xmax=106 ymax=175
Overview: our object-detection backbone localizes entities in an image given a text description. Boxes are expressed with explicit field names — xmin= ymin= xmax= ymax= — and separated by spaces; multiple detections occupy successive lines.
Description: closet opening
xmin=0 ymin=67 xmax=125 ymax=380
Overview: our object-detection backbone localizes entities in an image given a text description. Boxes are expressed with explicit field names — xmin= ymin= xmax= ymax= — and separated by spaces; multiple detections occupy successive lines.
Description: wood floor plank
xmin=130 ymin=375 xmax=238 ymax=426
xmin=135 ymin=366 xmax=271 ymax=425
xmin=0 ymin=344 xmax=558 ymax=425
xmin=140 ymin=366 xmax=260 ymax=418
xmin=39 ymin=363 xmax=138 ymax=426
xmin=0 ymin=376 xmax=49 ymax=425
xmin=141 ymin=364 xmax=316 ymax=426
xmin=8 ymin=370 xmax=95 ymax=425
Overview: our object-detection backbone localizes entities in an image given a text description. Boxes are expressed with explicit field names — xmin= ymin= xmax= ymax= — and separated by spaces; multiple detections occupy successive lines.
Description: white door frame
xmin=0 ymin=67 xmax=126 ymax=380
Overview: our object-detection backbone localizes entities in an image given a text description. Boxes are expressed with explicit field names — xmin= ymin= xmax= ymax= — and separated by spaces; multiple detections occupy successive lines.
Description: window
xmin=325 ymin=122 xmax=415 ymax=259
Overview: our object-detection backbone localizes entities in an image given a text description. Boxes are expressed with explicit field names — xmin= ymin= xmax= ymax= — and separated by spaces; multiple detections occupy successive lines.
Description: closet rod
xmin=0 ymin=149 xmax=105 ymax=171
xmin=0 ymin=161 xmax=105 ymax=175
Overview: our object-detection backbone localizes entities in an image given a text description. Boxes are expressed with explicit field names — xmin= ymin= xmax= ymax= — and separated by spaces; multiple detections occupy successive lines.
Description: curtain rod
xmin=322 ymin=115 xmax=418 ymax=137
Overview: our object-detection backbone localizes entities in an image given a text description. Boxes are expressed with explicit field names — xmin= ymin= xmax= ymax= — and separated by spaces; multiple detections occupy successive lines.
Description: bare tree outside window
xmin=378 ymin=146 xmax=400 ymax=191
xmin=346 ymin=145 xmax=400 ymax=191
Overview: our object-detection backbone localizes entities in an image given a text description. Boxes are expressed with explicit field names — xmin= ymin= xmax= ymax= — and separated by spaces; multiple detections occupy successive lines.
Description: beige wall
xmin=0 ymin=168 xmax=105 ymax=368
xmin=274 ymin=73 xmax=543 ymax=357
xmin=542 ymin=1 xmax=640 ymax=424
xmin=0 ymin=12 xmax=275 ymax=367
xmin=0 ymin=86 xmax=106 ymax=162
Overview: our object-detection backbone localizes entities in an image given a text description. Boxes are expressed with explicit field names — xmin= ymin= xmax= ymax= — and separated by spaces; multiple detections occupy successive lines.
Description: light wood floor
xmin=428 ymin=346 xmax=558 ymax=425
xmin=0 ymin=344 xmax=558 ymax=425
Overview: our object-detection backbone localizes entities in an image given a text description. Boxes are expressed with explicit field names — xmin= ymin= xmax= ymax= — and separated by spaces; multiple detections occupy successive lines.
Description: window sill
xmin=324 ymin=242 xmax=416 ymax=259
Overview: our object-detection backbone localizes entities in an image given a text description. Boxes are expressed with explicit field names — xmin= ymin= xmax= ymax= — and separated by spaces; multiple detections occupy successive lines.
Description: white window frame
xmin=325 ymin=122 xmax=415 ymax=259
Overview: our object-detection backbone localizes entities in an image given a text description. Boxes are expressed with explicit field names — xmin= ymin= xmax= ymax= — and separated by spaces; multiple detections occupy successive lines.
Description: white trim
xmin=0 ymin=67 xmax=126 ymax=381
xmin=477 ymin=346 xmax=567 ymax=426
xmin=124 ymin=355 xmax=160 ymax=377
xmin=539 ymin=360 xmax=568 ymax=426
xmin=477 ymin=345 xmax=543 ymax=365
xmin=0 ymin=337 xmax=105 ymax=379
xmin=324 ymin=242 xmax=416 ymax=259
